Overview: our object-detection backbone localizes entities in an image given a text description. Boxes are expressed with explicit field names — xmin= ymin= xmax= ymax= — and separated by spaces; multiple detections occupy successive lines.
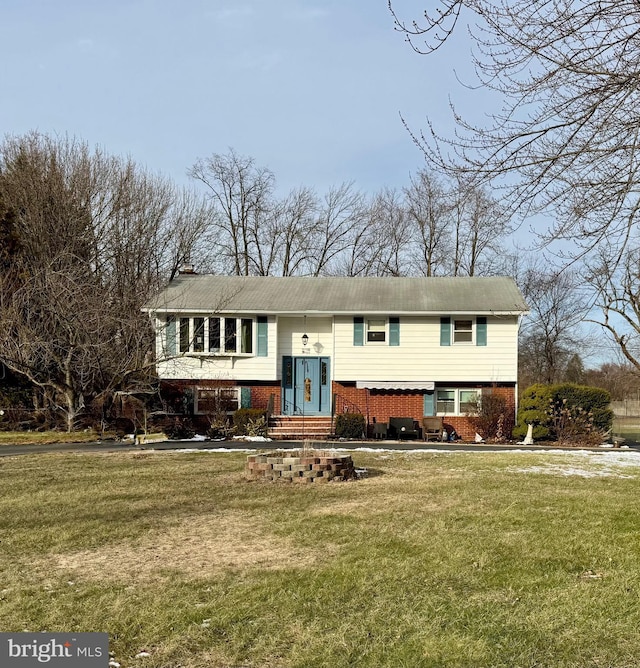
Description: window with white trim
xmin=240 ymin=318 xmax=253 ymax=353
xmin=367 ymin=319 xmax=386 ymax=342
xmin=193 ymin=318 xmax=205 ymax=352
xmin=208 ymin=317 xmax=220 ymax=352
xmin=167 ymin=316 xmax=259 ymax=356
xmin=436 ymin=388 xmax=481 ymax=415
xmin=441 ymin=316 xmax=487 ymax=346
xmin=224 ymin=318 xmax=236 ymax=353
xmin=453 ymin=319 xmax=473 ymax=343
xmin=354 ymin=316 xmax=400 ymax=346
xmin=179 ymin=317 xmax=190 ymax=353
xmin=459 ymin=389 xmax=480 ymax=414
xmin=195 ymin=386 xmax=240 ymax=414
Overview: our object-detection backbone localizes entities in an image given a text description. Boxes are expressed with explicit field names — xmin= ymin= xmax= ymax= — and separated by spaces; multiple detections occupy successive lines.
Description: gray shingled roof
xmin=144 ymin=275 xmax=529 ymax=315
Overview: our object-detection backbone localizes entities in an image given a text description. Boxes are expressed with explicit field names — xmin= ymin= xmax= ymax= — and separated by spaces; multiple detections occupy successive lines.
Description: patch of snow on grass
xmin=151 ymin=448 xmax=257 ymax=454
xmin=506 ymin=450 xmax=640 ymax=478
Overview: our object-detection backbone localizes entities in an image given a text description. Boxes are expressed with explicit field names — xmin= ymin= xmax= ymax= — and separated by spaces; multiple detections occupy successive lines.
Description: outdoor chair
xmin=372 ymin=422 xmax=388 ymax=439
xmin=422 ymin=416 xmax=443 ymax=442
xmin=388 ymin=417 xmax=420 ymax=440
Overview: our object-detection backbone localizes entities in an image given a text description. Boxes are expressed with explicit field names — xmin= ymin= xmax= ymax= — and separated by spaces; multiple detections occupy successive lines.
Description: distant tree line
xmin=189 ymin=148 xmax=513 ymax=278
xmin=0 ymin=131 xmax=637 ymax=431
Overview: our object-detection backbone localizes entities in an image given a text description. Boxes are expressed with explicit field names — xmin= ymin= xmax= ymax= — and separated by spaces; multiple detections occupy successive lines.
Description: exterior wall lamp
xmin=301 ymin=333 xmax=309 ymax=346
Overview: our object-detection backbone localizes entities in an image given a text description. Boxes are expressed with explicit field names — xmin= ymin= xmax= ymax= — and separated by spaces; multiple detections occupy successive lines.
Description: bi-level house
xmin=144 ymin=274 xmax=529 ymax=440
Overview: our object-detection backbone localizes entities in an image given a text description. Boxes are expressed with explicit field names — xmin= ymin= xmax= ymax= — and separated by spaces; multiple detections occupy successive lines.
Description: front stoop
xmin=268 ymin=415 xmax=334 ymax=440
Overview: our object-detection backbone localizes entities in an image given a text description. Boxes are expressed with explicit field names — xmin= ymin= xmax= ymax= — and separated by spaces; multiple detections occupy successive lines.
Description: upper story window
xmin=179 ymin=318 xmax=190 ymax=353
xmin=209 ymin=317 xmax=221 ymax=352
xmin=440 ymin=317 xmax=487 ymax=347
xmin=241 ymin=318 xmax=253 ymax=354
xmin=193 ymin=318 xmax=205 ymax=352
xmin=224 ymin=318 xmax=236 ymax=353
xmin=354 ymin=316 xmax=400 ymax=346
xmin=453 ymin=319 xmax=473 ymax=343
xmin=367 ymin=319 xmax=386 ymax=342
xmin=165 ymin=315 xmax=267 ymax=357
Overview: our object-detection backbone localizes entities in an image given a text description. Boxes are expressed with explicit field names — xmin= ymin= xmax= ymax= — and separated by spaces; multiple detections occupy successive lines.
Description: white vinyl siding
xmin=333 ymin=315 xmax=519 ymax=382
xmin=156 ymin=313 xmax=519 ymax=383
xmin=276 ymin=316 xmax=334 ymax=361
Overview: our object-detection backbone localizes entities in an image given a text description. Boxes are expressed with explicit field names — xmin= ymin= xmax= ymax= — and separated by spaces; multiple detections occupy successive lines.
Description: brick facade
xmin=332 ymin=381 xmax=516 ymax=441
xmin=249 ymin=384 xmax=281 ymax=412
xmin=160 ymin=379 xmax=516 ymax=442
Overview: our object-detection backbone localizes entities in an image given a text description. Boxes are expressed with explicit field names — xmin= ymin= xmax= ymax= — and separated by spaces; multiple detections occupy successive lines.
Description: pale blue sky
xmin=1 ymin=0 xmax=472 ymax=195
xmin=2 ymin=3 xmax=622 ymax=363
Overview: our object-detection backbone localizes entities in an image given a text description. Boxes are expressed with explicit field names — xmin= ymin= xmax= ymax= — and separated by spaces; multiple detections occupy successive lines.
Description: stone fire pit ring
xmin=246 ymin=451 xmax=356 ymax=483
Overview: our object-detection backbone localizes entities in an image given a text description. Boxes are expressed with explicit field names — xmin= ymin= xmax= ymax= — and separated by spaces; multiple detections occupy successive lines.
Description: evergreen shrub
xmin=513 ymin=383 xmax=613 ymax=442
xmin=335 ymin=412 xmax=365 ymax=439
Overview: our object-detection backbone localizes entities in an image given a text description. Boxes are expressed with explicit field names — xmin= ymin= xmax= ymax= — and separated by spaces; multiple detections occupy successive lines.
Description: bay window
xmin=224 ymin=318 xmax=236 ymax=353
xmin=193 ymin=317 xmax=205 ymax=352
xmin=166 ymin=315 xmax=263 ymax=356
xmin=208 ymin=317 xmax=220 ymax=352
xmin=241 ymin=318 xmax=253 ymax=353
xmin=179 ymin=317 xmax=190 ymax=353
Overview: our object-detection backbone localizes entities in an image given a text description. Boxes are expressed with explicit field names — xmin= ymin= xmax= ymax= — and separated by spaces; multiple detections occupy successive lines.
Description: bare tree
xmin=402 ymin=169 xmax=510 ymax=277
xmin=307 ymin=182 xmax=368 ymax=276
xmin=388 ymin=0 xmax=640 ymax=263
xmin=330 ymin=188 xmax=408 ymax=277
xmin=189 ymin=149 xmax=276 ymax=276
xmin=584 ymin=362 xmax=640 ymax=402
xmin=449 ymin=176 xmax=511 ymax=276
xmin=0 ymin=132 xmax=209 ymax=430
xmin=517 ymin=264 xmax=591 ymax=386
xmin=268 ymin=187 xmax=318 ymax=276
xmin=189 ymin=151 xmax=371 ymax=277
xmin=586 ymin=246 xmax=640 ymax=372
xmin=404 ymin=170 xmax=452 ymax=276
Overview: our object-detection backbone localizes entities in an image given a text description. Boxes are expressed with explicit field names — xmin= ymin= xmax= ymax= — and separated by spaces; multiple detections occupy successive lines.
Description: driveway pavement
xmin=1 ymin=439 xmax=638 ymax=457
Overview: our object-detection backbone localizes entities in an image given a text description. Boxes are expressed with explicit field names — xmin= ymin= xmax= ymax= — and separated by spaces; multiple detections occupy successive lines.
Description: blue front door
xmin=282 ymin=356 xmax=330 ymax=415
xmin=296 ymin=357 xmax=319 ymax=414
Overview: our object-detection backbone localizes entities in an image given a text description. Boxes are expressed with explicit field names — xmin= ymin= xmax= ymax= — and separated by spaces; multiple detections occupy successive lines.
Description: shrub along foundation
xmin=245 ymin=451 xmax=356 ymax=483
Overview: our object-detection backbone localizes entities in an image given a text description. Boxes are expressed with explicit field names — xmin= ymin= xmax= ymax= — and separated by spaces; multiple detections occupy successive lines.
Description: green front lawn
xmin=1 ymin=449 xmax=639 ymax=667
xmin=0 ymin=430 xmax=111 ymax=445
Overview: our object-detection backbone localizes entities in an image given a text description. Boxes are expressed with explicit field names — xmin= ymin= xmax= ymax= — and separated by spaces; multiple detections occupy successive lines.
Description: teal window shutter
xmin=423 ymin=391 xmax=435 ymax=416
xmin=440 ymin=317 xmax=451 ymax=346
xmin=354 ymin=317 xmax=364 ymax=346
xmin=389 ymin=317 xmax=400 ymax=346
xmin=257 ymin=316 xmax=268 ymax=356
xmin=241 ymin=387 xmax=251 ymax=408
xmin=165 ymin=316 xmax=176 ymax=355
xmin=476 ymin=317 xmax=487 ymax=346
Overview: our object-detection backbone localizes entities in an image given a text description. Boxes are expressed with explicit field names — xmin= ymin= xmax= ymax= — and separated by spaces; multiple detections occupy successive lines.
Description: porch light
xmin=301 ymin=333 xmax=309 ymax=346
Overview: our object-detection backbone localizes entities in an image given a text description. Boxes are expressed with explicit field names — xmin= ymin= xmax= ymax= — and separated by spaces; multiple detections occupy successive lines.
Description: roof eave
xmin=144 ymin=307 xmax=529 ymax=316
